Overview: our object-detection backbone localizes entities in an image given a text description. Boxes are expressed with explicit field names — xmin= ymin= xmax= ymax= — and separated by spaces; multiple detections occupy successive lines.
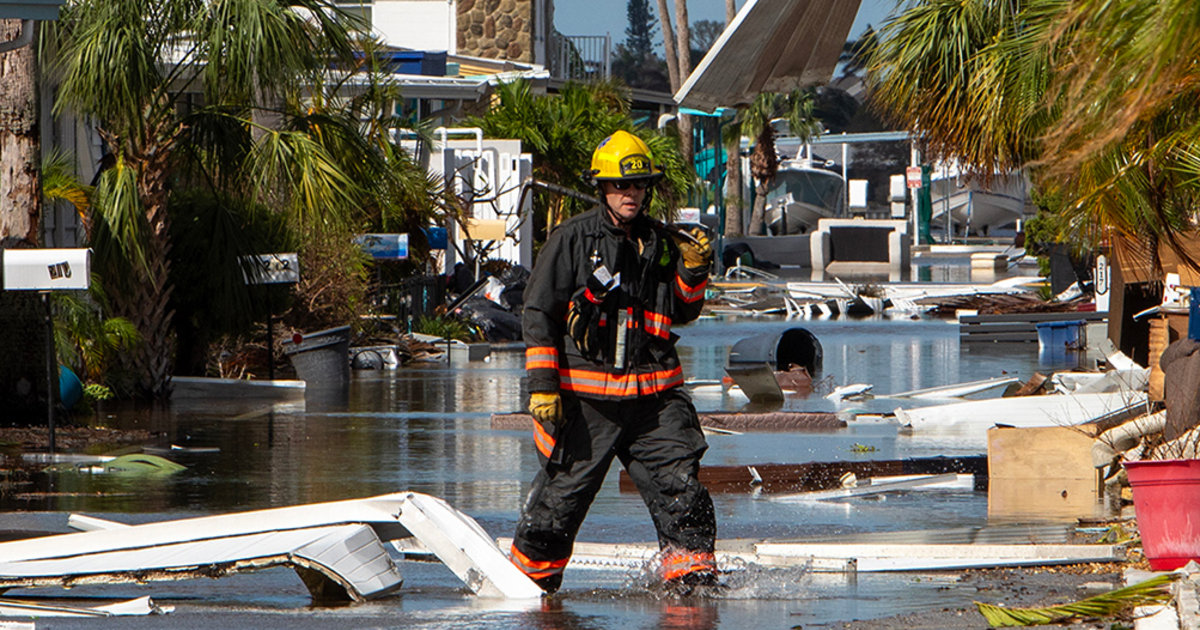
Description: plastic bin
xmin=1035 ymin=319 xmax=1085 ymax=351
xmin=282 ymin=325 xmax=351 ymax=387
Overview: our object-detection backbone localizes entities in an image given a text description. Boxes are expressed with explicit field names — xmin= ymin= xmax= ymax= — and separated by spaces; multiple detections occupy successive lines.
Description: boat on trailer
xmin=763 ymin=159 xmax=847 ymax=235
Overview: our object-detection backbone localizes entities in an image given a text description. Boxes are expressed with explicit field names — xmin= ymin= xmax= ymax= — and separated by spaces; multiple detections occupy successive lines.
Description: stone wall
xmin=457 ymin=0 xmax=551 ymax=64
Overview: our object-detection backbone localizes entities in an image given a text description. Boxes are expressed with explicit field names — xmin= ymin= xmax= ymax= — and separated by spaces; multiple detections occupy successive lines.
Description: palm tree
xmin=866 ymin=0 xmax=1056 ymax=177
xmin=866 ymin=0 xmax=1200 ymax=268
xmin=48 ymin=0 xmax=394 ymax=396
xmin=738 ymin=90 xmax=821 ymax=236
xmin=468 ymin=79 xmax=690 ymax=237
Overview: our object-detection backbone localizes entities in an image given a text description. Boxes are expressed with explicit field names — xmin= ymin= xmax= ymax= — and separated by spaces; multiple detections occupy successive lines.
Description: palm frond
xmin=975 ymin=573 xmax=1176 ymax=627
xmin=41 ymin=149 xmax=92 ymax=215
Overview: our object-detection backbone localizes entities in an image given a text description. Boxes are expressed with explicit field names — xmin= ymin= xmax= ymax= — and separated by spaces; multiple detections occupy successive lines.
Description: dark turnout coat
xmin=522 ymin=207 xmax=709 ymax=399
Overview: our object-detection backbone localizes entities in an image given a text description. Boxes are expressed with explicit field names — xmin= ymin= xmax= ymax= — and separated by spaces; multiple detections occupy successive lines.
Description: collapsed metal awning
xmin=674 ymin=0 xmax=863 ymax=111
xmin=0 ymin=492 xmax=542 ymax=601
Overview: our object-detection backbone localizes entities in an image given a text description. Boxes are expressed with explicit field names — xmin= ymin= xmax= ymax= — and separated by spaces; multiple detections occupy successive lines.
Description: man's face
xmin=602 ymin=180 xmax=648 ymax=224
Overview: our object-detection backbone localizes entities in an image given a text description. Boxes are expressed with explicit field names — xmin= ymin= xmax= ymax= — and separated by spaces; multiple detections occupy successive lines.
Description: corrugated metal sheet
xmin=675 ymin=0 xmax=862 ymax=110
xmin=0 ymin=492 xmax=542 ymax=600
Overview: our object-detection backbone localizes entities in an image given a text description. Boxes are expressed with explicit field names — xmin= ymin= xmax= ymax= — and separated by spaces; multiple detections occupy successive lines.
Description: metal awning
xmin=674 ymin=0 xmax=862 ymax=111
xmin=0 ymin=0 xmax=64 ymax=20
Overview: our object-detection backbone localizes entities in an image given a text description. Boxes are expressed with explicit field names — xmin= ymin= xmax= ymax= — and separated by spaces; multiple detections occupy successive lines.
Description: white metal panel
xmin=395 ymin=493 xmax=543 ymax=599
xmin=372 ymin=0 xmax=456 ymax=53
xmin=675 ymin=0 xmax=861 ymax=110
xmin=0 ymin=492 xmax=537 ymax=600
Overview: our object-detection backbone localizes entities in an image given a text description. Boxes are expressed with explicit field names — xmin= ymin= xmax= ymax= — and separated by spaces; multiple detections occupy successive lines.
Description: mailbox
xmin=241 ymin=253 xmax=299 ymax=285
xmin=3 ymin=248 xmax=91 ymax=290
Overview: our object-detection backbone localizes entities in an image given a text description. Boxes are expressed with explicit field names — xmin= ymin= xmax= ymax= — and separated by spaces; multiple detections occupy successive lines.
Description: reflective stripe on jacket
xmin=523 ymin=207 xmax=709 ymax=400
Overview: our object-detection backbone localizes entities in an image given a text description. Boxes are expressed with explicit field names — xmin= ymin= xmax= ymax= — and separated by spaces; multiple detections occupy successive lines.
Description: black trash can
xmin=282 ymin=325 xmax=351 ymax=387
xmin=728 ymin=327 xmax=823 ymax=378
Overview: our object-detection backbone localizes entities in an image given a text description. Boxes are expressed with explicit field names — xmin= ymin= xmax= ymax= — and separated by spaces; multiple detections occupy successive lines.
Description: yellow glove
xmin=529 ymin=391 xmax=562 ymax=424
xmin=676 ymin=228 xmax=713 ymax=269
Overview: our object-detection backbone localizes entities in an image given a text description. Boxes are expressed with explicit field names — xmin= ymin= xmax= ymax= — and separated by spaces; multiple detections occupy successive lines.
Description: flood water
xmin=1 ymin=314 xmax=1097 ymax=629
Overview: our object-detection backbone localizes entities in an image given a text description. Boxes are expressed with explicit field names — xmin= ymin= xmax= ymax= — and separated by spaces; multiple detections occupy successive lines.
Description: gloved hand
xmin=529 ymin=391 xmax=563 ymax=424
xmin=675 ymin=228 xmax=712 ymax=269
xmin=566 ymin=306 xmax=597 ymax=356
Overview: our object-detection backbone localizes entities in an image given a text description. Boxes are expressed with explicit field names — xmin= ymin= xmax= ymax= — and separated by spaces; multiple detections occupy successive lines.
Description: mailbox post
xmin=242 ymin=253 xmax=299 ymax=379
xmin=3 ymin=248 xmax=91 ymax=453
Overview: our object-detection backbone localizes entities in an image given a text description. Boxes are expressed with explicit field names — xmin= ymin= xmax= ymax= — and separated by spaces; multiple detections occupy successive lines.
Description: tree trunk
xmin=726 ymin=0 xmax=736 ymax=24
xmin=0 ymin=19 xmax=48 ymax=423
xmin=673 ymin=0 xmax=691 ymax=84
xmin=655 ymin=0 xmax=680 ymax=91
xmin=747 ymin=179 xmax=768 ymax=235
xmin=673 ymin=0 xmax=693 ymax=186
xmin=0 ymin=18 xmax=40 ymax=248
xmin=109 ymin=150 xmax=176 ymax=398
xmin=724 ymin=143 xmax=742 ymax=236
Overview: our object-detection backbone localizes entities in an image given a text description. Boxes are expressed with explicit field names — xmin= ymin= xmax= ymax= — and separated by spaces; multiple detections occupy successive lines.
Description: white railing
xmin=548 ymin=33 xmax=610 ymax=82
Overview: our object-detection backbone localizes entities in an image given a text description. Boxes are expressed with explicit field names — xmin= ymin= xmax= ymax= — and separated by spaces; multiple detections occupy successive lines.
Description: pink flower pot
xmin=1124 ymin=458 xmax=1200 ymax=570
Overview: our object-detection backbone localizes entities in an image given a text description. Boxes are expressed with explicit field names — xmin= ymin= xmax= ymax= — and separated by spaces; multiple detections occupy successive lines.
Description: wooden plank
xmin=960 ymin=311 xmax=1106 ymax=324
xmin=959 ymin=323 xmax=1041 ymax=333
xmin=960 ymin=332 xmax=1038 ymax=343
xmin=620 ymin=456 xmax=987 ymax=494
xmin=491 ymin=412 xmax=844 ymax=432
xmin=769 ymin=473 xmax=962 ymax=502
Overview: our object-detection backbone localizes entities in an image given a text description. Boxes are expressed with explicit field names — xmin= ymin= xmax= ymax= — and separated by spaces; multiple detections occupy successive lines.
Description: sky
xmin=553 ymin=0 xmax=897 ymax=49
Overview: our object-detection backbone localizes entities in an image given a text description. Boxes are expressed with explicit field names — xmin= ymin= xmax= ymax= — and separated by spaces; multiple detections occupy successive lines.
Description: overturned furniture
xmin=0 ymin=492 xmax=541 ymax=601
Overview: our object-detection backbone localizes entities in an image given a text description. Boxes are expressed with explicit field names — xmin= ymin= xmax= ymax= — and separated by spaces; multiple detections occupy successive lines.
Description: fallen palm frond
xmin=975 ymin=573 xmax=1177 ymax=627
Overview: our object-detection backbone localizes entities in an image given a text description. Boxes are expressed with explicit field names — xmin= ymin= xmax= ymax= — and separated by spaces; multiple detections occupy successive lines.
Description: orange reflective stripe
xmin=644 ymin=310 xmax=671 ymax=339
xmin=660 ymin=550 xmax=716 ymax=581
xmin=532 ymin=418 xmax=555 ymax=458
xmin=525 ymin=346 xmax=558 ymax=370
xmin=674 ymin=274 xmax=707 ymax=303
xmin=559 ymin=366 xmax=683 ymax=397
xmin=511 ymin=544 xmax=568 ymax=579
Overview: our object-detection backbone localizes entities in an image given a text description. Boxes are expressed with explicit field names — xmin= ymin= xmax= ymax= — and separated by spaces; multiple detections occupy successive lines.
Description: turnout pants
xmin=510 ymin=388 xmax=717 ymax=588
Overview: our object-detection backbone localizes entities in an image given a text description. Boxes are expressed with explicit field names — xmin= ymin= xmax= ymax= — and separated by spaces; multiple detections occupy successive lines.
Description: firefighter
xmin=510 ymin=129 xmax=718 ymax=594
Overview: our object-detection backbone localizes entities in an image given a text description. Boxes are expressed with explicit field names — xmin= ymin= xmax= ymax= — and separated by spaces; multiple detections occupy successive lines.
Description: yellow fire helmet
xmin=589 ymin=130 xmax=663 ymax=183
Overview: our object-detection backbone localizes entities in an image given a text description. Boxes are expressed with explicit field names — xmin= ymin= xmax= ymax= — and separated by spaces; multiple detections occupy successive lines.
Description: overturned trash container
xmin=282 ymin=325 xmax=351 ymax=387
xmin=726 ymin=327 xmax=823 ymax=403
xmin=729 ymin=327 xmax=823 ymax=377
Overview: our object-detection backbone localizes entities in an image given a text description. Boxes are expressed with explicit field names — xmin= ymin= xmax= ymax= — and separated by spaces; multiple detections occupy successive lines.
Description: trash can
xmin=728 ymin=327 xmax=823 ymax=378
xmin=282 ymin=325 xmax=351 ymax=387
xmin=1035 ymin=320 xmax=1085 ymax=351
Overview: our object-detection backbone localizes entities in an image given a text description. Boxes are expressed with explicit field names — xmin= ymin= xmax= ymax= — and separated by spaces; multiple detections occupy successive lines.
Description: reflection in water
xmin=0 ymin=317 xmax=1089 ymax=627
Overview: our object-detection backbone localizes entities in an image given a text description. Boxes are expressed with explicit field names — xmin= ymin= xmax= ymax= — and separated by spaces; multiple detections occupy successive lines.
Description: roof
xmin=0 ymin=0 xmax=64 ymax=20
xmin=675 ymin=0 xmax=862 ymax=111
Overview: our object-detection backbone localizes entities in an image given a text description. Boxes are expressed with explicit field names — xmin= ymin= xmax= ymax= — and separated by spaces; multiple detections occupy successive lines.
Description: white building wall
xmin=372 ymin=0 xmax=457 ymax=53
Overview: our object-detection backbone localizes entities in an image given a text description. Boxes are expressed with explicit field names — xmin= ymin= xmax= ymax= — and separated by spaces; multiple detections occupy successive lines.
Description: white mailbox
xmin=241 ymin=253 xmax=299 ymax=285
xmin=3 ymin=248 xmax=91 ymax=290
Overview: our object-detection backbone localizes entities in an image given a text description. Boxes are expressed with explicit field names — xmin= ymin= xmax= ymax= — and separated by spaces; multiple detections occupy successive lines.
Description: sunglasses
xmin=610 ymin=180 xmax=652 ymax=191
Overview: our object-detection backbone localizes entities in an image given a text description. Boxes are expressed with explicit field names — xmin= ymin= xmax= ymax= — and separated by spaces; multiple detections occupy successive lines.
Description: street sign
xmin=354 ymin=233 xmax=409 ymax=260
xmin=242 ymin=253 xmax=299 ymax=285
xmin=3 ymin=248 xmax=91 ymax=290
xmin=906 ymin=166 xmax=923 ymax=189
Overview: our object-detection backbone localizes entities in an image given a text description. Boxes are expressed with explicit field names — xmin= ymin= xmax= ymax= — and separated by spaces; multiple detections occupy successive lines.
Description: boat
xmin=927 ymin=165 xmax=1029 ymax=236
xmin=763 ymin=159 xmax=846 ymax=235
